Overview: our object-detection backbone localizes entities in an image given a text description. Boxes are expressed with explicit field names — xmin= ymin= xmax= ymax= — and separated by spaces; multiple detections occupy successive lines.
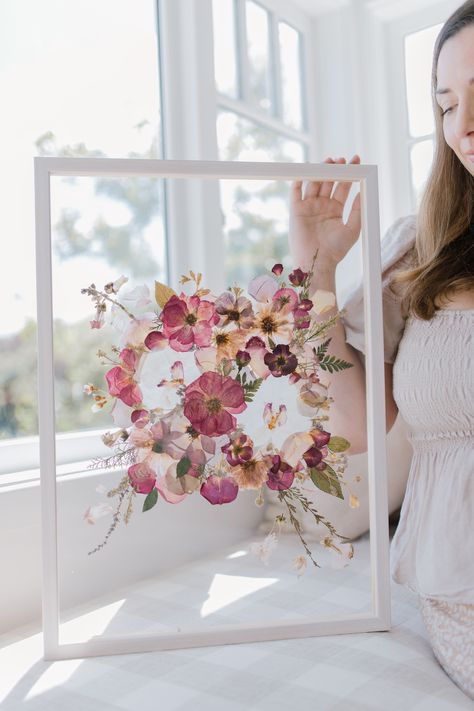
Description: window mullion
xmin=235 ymin=0 xmax=251 ymax=102
xmin=269 ymin=10 xmax=283 ymax=121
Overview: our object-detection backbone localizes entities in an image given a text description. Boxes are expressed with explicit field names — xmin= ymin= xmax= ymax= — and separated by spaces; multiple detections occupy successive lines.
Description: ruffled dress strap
xmin=340 ymin=214 xmax=417 ymax=364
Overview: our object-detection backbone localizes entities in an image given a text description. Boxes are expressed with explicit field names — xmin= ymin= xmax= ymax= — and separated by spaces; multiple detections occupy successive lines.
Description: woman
xmin=289 ymin=0 xmax=474 ymax=698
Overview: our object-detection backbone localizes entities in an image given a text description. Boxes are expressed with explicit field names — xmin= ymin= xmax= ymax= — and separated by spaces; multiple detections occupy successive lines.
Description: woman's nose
xmin=454 ymin=97 xmax=474 ymax=139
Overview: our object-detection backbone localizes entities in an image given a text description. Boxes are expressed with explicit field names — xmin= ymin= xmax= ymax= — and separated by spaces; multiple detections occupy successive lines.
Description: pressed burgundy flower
xmin=161 ymin=293 xmax=216 ymax=352
xmin=298 ymin=298 xmax=313 ymax=311
xmin=200 ymin=475 xmax=239 ymax=505
xmin=183 ymin=371 xmax=246 ymax=436
xmin=288 ymin=268 xmax=308 ymax=287
xmin=303 ymin=445 xmax=323 ymax=467
xmin=266 ymin=455 xmax=294 ymax=491
xmin=235 ymin=349 xmax=251 ymax=368
xmin=293 ymin=308 xmax=311 ymax=329
xmin=128 ymin=462 xmax=156 ymax=494
xmin=271 ymin=263 xmax=283 ymax=276
xmin=264 ymin=344 xmax=298 ymax=377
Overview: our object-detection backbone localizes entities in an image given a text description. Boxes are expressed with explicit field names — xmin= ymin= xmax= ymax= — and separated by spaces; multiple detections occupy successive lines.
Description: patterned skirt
xmin=418 ymin=595 xmax=474 ymax=700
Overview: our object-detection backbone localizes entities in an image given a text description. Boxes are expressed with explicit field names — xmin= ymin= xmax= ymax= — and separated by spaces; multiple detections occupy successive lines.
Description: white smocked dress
xmin=341 ymin=214 xmax=474 ymax=699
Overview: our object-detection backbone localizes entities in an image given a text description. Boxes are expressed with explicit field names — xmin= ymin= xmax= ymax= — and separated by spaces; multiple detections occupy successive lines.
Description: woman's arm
xmin=289 ymin=156 xmax=399 ymax=454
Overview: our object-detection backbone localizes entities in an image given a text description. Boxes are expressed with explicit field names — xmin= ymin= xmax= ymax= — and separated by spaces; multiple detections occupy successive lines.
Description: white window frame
xmin=384 ymin=0 xmax=461 ymax=213
xmin=37 ymin=156 xmax=391 ymax=661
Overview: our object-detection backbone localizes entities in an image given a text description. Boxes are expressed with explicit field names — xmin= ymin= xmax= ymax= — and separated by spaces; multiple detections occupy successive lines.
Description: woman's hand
xmin=289 ymin=155 xmax=362 ymax=271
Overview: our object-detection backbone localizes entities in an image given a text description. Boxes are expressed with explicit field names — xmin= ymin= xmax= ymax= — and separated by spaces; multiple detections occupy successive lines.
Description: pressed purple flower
xmin=264 ymin=344 xmax=298 ymax=377
xmin=288 ymin=268 xmax=308 ymax=287
xmin=200 ymin=475 xmax=239 ymax=505
xmin=221 ymin=433 xmax=254 ymax=466
xmin=266 ymin=455 xmax=294 ymax=491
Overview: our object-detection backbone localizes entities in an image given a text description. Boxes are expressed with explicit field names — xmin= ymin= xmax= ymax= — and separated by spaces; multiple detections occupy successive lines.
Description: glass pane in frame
xmin=36 ymin=160 xmax=388 ymax=657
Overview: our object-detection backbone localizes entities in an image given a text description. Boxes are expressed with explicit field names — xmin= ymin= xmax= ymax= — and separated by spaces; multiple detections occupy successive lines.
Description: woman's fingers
xmin=332 ymin=154 xmax=360 ymax=206
xmin=302 ymin=157 xmax=334 ymax=199
xmin=346 ymin=190 xmax=361 ymax=239
xmin=290 ymin=180 xmax=303 ymax=204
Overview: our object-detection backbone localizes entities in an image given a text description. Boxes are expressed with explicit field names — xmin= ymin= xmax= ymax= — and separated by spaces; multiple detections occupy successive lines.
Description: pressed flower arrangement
xmin=82 ymin=256 xmax=359 ymax=574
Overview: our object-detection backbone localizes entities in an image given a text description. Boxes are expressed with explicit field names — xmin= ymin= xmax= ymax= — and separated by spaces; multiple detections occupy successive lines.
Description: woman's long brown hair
xmin=388 ymin=0 xmax=474 ymax=320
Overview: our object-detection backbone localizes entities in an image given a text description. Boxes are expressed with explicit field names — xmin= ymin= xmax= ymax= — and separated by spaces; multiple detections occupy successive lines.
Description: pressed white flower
xmin=83 ymin=503 xmax=113 ymax=525
xmin=249 ymin=532 xmax=279 ymax=565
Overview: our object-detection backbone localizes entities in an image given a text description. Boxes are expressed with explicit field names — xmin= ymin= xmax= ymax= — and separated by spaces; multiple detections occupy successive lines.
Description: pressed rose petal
xmin=144 ymin=331 xmax=167 ymax=350
xmin=200 ymin=475 xmax=239 ymax=505
xmin=128 ymin=462 xmax=156 ymax=494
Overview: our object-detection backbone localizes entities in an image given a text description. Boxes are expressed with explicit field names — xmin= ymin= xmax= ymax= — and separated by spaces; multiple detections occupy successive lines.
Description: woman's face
xmin=436 ymin=24 xmax=474 ymax=177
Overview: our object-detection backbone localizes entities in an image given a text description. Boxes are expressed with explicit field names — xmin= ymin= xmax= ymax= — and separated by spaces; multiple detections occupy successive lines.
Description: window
xmin=0 ymin=1 xmax=163 ymax=454
xmin=404 ymin=23 xmax=443 ymax=209
xmin=212 ymin=0 xmax=311 ymax=286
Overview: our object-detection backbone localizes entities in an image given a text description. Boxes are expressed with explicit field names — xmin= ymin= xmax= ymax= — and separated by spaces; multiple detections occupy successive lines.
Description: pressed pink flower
xmin=128 ymin=427 xmax=155 ymax=448
xmin=161 ymin=293 xmax=217 ymax=352
xmin=131 ymin=409 xmax=150 ymax=428
xmin=221 ymin=432 xmax=254 ymax=466
xmin=155 ymin=472 xmax=187 ymax=504
xmin=271 ymin=263 xmax=283 ymax=276
xmin=272 ymin=288 xmax=299 ymax=315
xmin=105 ymin=348 xmax=142 ymax=407
xmin=90 ymin=318 xmax=104 ymax=329
xmin=144 ymin=331 xmax=167 ymax=350
xmin=83 ymin=503 xmax=113 ymax=524
xmin=183 ymin=372 xmax=246 ymax=437
xmin=235 ymin=350 xmax=251 ymax=368
xmin=245 ymin=336 xmax=271 ymax=380
xmin=128 ymin=462 xmax=156 ymax=494
xmin=266 ymin=455 xmax=294 ymax=491
xmin=200 ymin=475 xmax=239 ymax=504
xmin=214 ymin=291 xmax=255 ymax=329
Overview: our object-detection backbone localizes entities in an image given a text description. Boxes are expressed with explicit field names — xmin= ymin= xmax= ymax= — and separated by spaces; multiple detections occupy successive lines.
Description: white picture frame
xmin=35 ymin=157 xmax=390 ymax=661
